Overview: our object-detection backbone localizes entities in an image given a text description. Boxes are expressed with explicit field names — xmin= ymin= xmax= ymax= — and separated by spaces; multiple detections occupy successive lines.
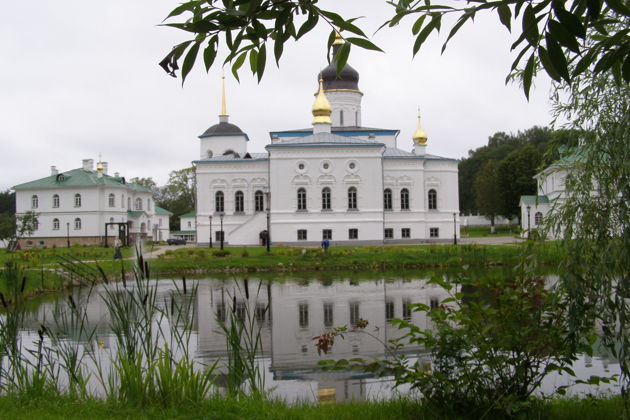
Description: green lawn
xmin=461 ymin=224 xmax=520 ymax=237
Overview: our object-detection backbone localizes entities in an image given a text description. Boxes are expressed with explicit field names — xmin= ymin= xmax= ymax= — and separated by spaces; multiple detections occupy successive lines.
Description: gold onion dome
xmin=312 ymin=77 xmax=332 ymax=125
xmin=96 ymin=160 xmax=103 ymax=172
xmin=412 ymin=115 xmax=428 ymax=145
xmin=333 ymin=30 xmax=344 ymax=45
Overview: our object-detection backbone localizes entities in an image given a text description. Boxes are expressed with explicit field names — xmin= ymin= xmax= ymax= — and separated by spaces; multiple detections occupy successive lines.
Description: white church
xmin=194 ymin=35 xmax=460 ymax=246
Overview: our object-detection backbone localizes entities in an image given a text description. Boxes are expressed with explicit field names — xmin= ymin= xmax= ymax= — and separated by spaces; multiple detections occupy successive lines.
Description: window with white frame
xmin=31 ymin=195 xmax=38 ymax=209
xmin=52 ymin=194 xmax=59 ymax=208
xmin=402 ymin=228 xmax=410 ymax=238
xmin=402 ymin=298 xmax=412 ymax=320
xmin=428 ymin=189 xmax=437 ymax=210
xmin=33 ymin=219 xmax=38 ymax=230
xmin=74 ymin=194 xmax=82 ymax=208
xmin=53 ymin=218 xmax=60 ymax=230
xmin=323 ymin=302 xmax=334 ymax=327
xmin=384 ymin=189 xmax=392 ymax=210
xmin=430 ymin=227 xmax=439 ymax=238
xmin=385 ymin=300 xmax=395 ymax=322
xmin=401 ymin=188 xmax=410 ymax=210
xmin=135 ymin=198 xmax=142 ymax=211
xmin=299 ymin=303 xmax=309 ymax=328
xmin=235 ymin=191 xmax=244 ymax=213
xmin=108 ymin=193 xmax=115 ymax=207
xmin=322 ymin=229 xmax=332 ymax=240
xmin=347 ymin=187 xmax=357 ymax=210
xmin=535 ymin=212 xmax=543 ymax=225
xmin=297 ymin=188 xmax=307 ymax=211
xmin=297 ymin=229 xmax=307 ymax=240
xmin=349 ymin=302 xmax=360 ymax=326
xmin=215 ymin=191 xmax=224 ymax=212
xmin=384 ymin=228 xmax=393 ymax=239
xmin=254 ymin=190 xmax=264 ymax=212
xmin=348 ymin=228 xmax=358 ymax=240
xmin=321 ymin=187 xmax=331 ymax=210
xmin=74 ymin=218 xmax=82 ymax=230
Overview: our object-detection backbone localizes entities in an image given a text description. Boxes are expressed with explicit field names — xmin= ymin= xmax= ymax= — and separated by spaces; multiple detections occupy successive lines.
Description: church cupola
xmin=312 ymin=77 xmax=332 ymax=134
xmin=317 ymin=31 xmax=363 ymax=128
xmin=198 ymin=75 xmax=249 ymax=159
xmin=412 ymin=111 xmax=428 ymax=156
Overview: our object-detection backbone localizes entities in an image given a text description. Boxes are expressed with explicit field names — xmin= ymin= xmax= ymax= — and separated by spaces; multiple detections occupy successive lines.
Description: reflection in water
xmin=20 ymin=273 xmax=620 ymax=403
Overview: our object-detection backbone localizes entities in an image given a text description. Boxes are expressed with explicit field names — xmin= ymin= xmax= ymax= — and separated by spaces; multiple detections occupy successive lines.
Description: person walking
xmin=113 ymin=237 xmax=122 ymax=260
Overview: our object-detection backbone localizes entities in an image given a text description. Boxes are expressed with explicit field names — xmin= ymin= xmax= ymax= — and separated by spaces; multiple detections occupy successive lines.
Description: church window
xmin=108 ymin=193 xmax=115 ymax=208
xmin=384 ymin=228 xmax=393 ymax=239
xmin=347 ymin=187 xmax=357 ymax=210
xmin=235 ymin=191 xmax=244 ymax=213
xmin=74 ymin=194 xmax=82 ymax=208
xmin=322 ymin=229 xmax=332 ymax=240
xmin=207 ymin=150 xmax=213 ymax=158
xmin=402 ymin=299 xmax=412 ymax=320
xmin=33 ymin=219 xmax=39 ymax=230
xmin=349 ymin=302 xmax=360 ymax=327
xmin=430 ymin=227 xmax=439 ymax=238
xmin=324 ymin=303 xmax=334 ymax=327
xmin=401 ymin=188 xmax=410 ymax=210
xmin=321 ymin=187 xmax=331 ymax=210
xmin=299 ymin=303 xmax=309 ymax=328
xmin=53 ymin=218 xmax=60 ymax=230
xmin=187 ymin=221 xmax=192 ymax=228
xmin=254 ymin=190 xmax=264 ymax=212
xmin=340 ymin=110 xmax=344 ymax=126
xmin=385 ymin=300 xmax=395 ymax=322
xmin=74 ymin=218 xmax=82 ymax=230
xmin=402 ymin=228 xmax=411 ymax=238
xmin=135 ymin=198 xmax=142 ymax=211
xmin=355 ymin=111 xmax=358 ymax=126
xmin=428 ymin=189 xmax=437 ymax=210
xmin=384 ymin=189 xmax=392 ymax=210
xmin=297 ymin=188 xmax=307 ymax=211
xmin=297 ymin=229 xmax=307 ymax=240
xmin=215 ymin=191 xmax=224 ymax=212
xmin=535 ymin=212 xmax=543 ymax=225
xmin=215 ymin=231 xmax=224 ymax=242
xmin=31 ymin=195 xmax=38 ymax=209
xmin=348 ymin=228 xmax=358 ymax=239
xmin=52 ymin=194 xmax=59 ymax=208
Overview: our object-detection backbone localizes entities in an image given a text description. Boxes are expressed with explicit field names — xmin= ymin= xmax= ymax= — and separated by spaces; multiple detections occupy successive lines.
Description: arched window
xmin=53 ymin=218 xmax=60 ymax=230
xmin=428 ymin=189 xmax=437 ymax=210
xmin=52 ymin=194 xmax=60 ymax=208
xmin=108 ymin=193 xmax=115 ymax=207
xmin=348 ymin=187 xmax=357 ymax=210
xmin=33 ymin=219 xmax=39 ymax=230
xmin=135 ymin=198 xmax=142 ymax=211
xmin=74 ymin=194 xmax=82 ymax=208
xmin=384 ymin=189 xmax=392 ymax=210
xmin=207 ymin=150 xmax=213 ymax=158
xmin=31 ymin=195 xmax=38 ymax=209
xmin=401 ymin=188 xmax=410 ymax=210
xmin=322 ymin=187 xmax=331 ymax=210
xmin=74 ymin=218 xmax=81 ymax=230
xmin=297 ymin=188 xmax=307 ymax=211
xmin=235 ymin=191 xmax=244 ymax=213
xmin=215 ymin=191 xmax=224 ymax=212
xmin=535 ymin=212 xmax=543 ymax=225
xmin=140 ymin=222 xmax=146 ymax=233
xmin=254 ymin=190 xmax=264 ymax=212
xmin=121 ymin=194 xmax=125 ymax=208
xmin=340 ymin=110 xmax=344 ymax=126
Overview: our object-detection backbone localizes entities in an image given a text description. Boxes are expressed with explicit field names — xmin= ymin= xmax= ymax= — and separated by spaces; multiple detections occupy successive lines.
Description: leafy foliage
xmin=473 ymin=160 xmax=502 ymax=230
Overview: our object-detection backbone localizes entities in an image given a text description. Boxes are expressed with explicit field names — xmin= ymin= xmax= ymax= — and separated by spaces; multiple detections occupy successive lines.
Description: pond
xmin=14 ymin=269 xmax=621 ymax=403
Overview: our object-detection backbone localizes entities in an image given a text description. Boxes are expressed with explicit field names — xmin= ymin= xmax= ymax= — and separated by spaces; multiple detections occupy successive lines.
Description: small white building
xmin=13 ymin=159 xmax=170 ymax=247
xmin=193 ymin=36 xmax=460 ymax=246
xmin=171 ymin=210 xmax=197 ymax=242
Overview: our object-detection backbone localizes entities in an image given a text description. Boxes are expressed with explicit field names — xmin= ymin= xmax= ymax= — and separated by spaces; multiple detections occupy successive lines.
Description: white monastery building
xmin=13 ymin=159 xmax=171 ymax=247
xmin=194 ymin=35 xmax=460 ymax=246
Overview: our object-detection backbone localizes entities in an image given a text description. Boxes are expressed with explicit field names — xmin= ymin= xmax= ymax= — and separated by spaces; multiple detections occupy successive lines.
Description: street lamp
xmin=263 ymin=187 xmax=270 ymax=253
xmin=219 ymin=212 xmax=225 ymax=250
xmin=208 ymin=215 xmax=213 ymax=248
xmin=526 ymin=205 xmax=531 ymax=240
xmin=453 ymin=212 xmax=457 ymax=245
xmin=66 ymin=222 xmax=70 ymax=248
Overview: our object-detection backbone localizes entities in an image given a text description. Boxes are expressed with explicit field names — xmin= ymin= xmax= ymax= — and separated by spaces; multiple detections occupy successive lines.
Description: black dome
xmin=319 ymin=45 xmax=360 ymax=90
xmin=200 ymin=121 xmax=244 ymax=137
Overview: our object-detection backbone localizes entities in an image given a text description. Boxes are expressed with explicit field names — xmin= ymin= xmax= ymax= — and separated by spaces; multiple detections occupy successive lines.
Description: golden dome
xmin=312 ymin=77 xmax=332 ymax=125
xmin=412 ymin=115 xmax=428 ymax=145
xmin=96 ymin=157 xmax=103 ymax=173
xmin=333 ymin=30 xmax=344 ymax=46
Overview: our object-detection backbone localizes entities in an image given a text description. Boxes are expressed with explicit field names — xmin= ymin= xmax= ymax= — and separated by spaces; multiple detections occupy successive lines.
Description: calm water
xmin=19 ymin=271 xmax=620 ymax=403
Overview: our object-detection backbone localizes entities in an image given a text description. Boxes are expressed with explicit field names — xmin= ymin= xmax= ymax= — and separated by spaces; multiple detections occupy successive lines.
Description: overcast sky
xmin=0 ymin=1 xmax=554 ymax=191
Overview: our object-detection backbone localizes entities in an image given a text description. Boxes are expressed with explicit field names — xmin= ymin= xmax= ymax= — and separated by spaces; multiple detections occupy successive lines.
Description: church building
xmin=194 ymin=35 xmax=460 ymax=246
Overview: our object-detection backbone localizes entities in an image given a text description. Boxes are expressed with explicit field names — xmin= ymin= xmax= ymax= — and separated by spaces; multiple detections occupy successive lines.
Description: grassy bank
xmin=461 ymin=224 xmax=519 ymax=237
xmin=0 ymin=395 xmax=622 ymax=420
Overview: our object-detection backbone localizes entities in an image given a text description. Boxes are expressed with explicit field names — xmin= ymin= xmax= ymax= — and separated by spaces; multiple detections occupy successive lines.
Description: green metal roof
xmin=519 ymin=195 xmax=550 ymax=205
xmin=154 ymin=206 xmax=173 ymax=215
xmin=179 ymin=210 xmax=196 ymax=218
xmin=13 ymin=168 xmax=151 ymax=192
xmin=127 ymin=210 xmax=146 ymax=218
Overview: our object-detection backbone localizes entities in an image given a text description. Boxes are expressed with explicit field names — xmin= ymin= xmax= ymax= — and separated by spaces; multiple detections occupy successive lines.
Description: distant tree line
xmin=459 ymin=126 xmax=578 ymax=227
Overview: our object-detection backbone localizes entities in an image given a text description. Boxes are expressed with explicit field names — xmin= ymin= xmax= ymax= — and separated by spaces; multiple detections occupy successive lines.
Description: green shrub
xmin=212 ymin=250 xmax=231 ymax=257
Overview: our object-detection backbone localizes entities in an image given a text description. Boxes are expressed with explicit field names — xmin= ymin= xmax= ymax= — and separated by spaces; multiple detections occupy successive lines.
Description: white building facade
xmin=194 ymin=37 xmax=459 ymax=246
xmin=13 ymin=159 xmax=170 ymax=247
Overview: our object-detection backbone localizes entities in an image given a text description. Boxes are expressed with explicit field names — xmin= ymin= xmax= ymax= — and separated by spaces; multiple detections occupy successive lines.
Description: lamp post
xmin=66 ymin=222 xmax=70 ymax=248
xmin=453 ymin=212 xmax=457 ymax=245
xmin=208 ymin=215 xmax=213 ymax=248
xmin=219 ymin=212 xmax=224 ymax=250
xmin=263 ymin=187 xmax=270 ymax=253
xmin=526 ymin=205 xmax=531 ymax=240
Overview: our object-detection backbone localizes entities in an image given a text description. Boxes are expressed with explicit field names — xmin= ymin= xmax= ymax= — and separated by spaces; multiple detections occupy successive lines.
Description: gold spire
xmin=96 ymin=154 xmax=103 ymax=173
xmin=219 ymin=74 xmax=228 ymax=117
xmin=312 ymin=77 xmax=332 ymax=125
xmin=333 ymin=30 xmax=344 ymax=45
xmin=412 ymin=110 xmax=428 ymax=145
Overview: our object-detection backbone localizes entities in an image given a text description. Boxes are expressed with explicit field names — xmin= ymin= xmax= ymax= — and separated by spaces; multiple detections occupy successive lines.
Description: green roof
xmin=179 ymin=210 xmax=196 ymax=218
xmin=127 ymin=210 xmax=146 ymax=218
xmin=13 ymin=168 xmax=151 ymax=192
xmin=520 ymin=195 xmax=550 ymax=205
xmin=154 ymin=206 xmax=173 ymax=215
